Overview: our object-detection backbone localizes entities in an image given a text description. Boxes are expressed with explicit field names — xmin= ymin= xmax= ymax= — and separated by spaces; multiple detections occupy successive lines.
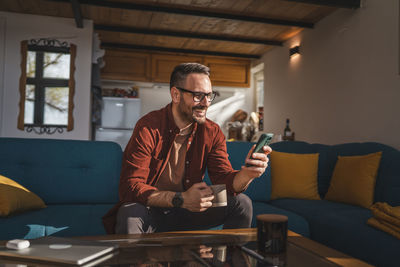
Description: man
xmin=102 ymin=63 xmax=272 ymax=234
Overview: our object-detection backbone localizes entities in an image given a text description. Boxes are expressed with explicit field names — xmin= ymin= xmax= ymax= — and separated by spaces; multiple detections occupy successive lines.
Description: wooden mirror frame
xmin=17 ymin=39 xmax=76 ymax=133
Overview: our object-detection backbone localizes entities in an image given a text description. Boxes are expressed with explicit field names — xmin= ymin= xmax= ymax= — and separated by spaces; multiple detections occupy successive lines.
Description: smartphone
xmin=245 ymin=133 xmax=273 ymax=167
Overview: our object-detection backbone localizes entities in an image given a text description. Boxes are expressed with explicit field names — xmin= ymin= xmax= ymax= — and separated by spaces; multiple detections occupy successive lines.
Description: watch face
xmin=172 ymin=193 xmax=183 ymax=208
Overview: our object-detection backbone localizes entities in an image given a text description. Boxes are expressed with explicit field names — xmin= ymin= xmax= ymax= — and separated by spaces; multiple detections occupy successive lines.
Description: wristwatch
xmin=172 ymin=192 xmax=184 ymax=208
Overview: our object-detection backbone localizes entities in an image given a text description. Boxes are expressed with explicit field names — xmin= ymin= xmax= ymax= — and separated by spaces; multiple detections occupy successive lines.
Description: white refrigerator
xmin=95 ymin=97 xmax=141 ymax=150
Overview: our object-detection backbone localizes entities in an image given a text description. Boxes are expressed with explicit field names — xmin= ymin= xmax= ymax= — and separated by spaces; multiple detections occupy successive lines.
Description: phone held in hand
xmin=245 ymin=133 xmax=273 ymax=167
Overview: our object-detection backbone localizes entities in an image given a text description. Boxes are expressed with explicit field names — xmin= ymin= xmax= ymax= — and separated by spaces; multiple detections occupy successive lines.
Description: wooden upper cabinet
xmin=101 ymin=49 xmax=251 ymax=87
xmin=101 ymin=50 xmax=151 ymax=81
xmin=204 ymin=57 xmax=250 ymax=87
xmin=151 ymin=54 xmax=203 ymax=83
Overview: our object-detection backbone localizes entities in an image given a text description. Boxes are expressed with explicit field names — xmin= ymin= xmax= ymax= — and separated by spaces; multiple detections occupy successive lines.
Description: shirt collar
xmin=166 ymin=103 xmax=198 ymax=136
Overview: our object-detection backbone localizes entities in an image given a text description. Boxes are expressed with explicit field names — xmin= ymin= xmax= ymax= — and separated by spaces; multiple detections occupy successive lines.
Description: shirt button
xmin=186 ymin=161 xmax=189 ymax=164
xmin=169 ymin=130 xmax=172 ymax=133
xmin=186 ymin=179 xmax=190 ymax=183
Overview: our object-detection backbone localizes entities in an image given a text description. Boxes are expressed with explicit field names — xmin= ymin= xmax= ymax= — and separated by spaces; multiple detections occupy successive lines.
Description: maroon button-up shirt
xmin=103 ymin=103 xmax=239 ymax=233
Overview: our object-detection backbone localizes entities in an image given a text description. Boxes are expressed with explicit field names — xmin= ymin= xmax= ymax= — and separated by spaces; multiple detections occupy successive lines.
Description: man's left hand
xmin=242 ymin=145 xmax=272 ymax=178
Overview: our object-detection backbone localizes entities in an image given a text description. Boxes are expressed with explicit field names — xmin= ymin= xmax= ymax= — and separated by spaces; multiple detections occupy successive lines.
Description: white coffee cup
xmin=210 ymin=184 xmax=227 ymax=207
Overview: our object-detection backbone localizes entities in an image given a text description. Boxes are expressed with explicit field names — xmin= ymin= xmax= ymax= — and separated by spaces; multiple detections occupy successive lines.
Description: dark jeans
xmin=115 ymin=194 xmax=253 ymax=234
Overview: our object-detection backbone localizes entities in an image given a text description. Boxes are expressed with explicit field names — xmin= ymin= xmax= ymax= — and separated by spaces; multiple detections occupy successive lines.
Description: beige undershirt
xmin=155 ymin=123 xmax=193 ymax=192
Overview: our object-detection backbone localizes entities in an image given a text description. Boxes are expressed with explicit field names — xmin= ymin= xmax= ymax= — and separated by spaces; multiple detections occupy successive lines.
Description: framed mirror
xmin=17 ymin=38 xmax=76 ymax=134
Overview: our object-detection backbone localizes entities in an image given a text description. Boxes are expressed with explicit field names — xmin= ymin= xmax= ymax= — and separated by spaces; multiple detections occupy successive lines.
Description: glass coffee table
xmin=0 ymin=229 xmax=373 ymax=267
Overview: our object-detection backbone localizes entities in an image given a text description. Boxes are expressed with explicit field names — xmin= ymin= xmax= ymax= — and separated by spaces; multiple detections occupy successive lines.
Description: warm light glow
xmin=327 ymin=257 xmax=359 ymax=266
xmin=289 ymin=50 xmax=301 ymax=67
xmin=290 ymin=53 xmax=300 ymax=59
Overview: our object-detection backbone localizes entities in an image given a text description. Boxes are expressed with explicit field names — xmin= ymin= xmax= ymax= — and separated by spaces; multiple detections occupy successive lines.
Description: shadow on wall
xmin=207 ymin=91 xmax=246 ymax=136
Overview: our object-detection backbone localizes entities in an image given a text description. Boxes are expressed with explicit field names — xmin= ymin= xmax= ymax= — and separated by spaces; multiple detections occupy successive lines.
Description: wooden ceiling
xmin=0 ymin=0 xmax=360 ymax=59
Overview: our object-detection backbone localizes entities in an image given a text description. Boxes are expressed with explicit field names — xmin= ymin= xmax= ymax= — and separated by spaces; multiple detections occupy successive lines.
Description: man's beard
xmin=178 ymin=101 xmax=207 ymax=124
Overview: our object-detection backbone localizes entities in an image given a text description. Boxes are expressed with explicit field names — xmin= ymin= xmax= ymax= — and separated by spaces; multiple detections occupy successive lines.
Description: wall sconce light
xmin=289 ymin=46 xmax=300 ymax=57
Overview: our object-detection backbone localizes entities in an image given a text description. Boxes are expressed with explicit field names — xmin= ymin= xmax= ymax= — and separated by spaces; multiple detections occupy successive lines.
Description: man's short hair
xmin=170 ymin=63 xmax=210 ymax=89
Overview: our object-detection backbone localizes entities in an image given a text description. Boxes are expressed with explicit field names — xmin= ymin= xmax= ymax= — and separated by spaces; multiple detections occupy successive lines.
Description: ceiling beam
xmin=95 ymin=24 xmax=283 ymax=46
xmin=101 ymin=43 xmax=261 ymax=59
xmin=69 ymin=0 xmax=83 ymax=28
xmin=48 ymin=0 xmax=314 ymax=28
xmin=285 ymin=0 xmax=360 ymax=9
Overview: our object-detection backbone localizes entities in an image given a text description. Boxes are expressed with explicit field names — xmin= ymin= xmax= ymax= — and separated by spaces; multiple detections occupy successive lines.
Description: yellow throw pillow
xmin=324 ymin=152 xmax=382 ymax=209
xmin=270 ymin=151 xmax=320 ymax=200
xmin=0 ymin=174 xmax=46 ymax=217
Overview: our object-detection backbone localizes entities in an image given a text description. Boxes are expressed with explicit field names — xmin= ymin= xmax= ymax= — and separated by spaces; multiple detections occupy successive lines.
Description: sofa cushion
xmin=0 ymin=174 xmax=46 ymax=217
xmin=271 ymin=141 xmax=400 ymax=206
xmin=250 ymin=201 xmax=310 ymax=237
xmin=328 ymin=143 xmax=400 ymax=206
xmin=270 ymin=151 xmax=320 ymax=200
xmin=0 ymin=204 xmax=114 ymax=240
xmin=312 ymin=210 xmax=399 ymax=267
xmin=325 ymin=151 xmax=382 ymax=208
xmin=0 ymin=138 xmax=122 ymax=204
xmin=270 ymin=142 xmax=341 ymax=199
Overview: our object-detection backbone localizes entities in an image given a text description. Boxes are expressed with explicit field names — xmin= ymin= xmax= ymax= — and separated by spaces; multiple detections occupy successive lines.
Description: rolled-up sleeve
xmin=206 ymin=127 xmax=239 ymax=194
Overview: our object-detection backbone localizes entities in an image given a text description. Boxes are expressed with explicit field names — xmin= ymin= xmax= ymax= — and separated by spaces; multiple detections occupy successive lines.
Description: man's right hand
xmin=181 ymin=182 xmax=214 ymax=212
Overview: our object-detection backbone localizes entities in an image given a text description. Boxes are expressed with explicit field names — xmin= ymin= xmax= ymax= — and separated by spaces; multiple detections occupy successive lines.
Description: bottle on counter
xmin=283 ymin=118 xmax=295 ymax=141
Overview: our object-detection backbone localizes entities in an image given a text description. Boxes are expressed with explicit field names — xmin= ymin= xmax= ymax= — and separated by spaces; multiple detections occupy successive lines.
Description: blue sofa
xmin=230 ymin=141 xmax=400 ymax=267
xmin=1 ymin=137 xmax=399 ymax=266
xmin=0 ymin=138 xmax=121 ymax=240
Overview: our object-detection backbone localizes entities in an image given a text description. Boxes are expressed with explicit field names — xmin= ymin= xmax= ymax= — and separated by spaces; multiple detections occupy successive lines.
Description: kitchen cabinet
xmin=204 ymin=57 xmax=250 ymax=87
xmin=101 ymin=49 xmax=251 ymax=87
xmin=101 ymin=50 xmax=151 ymax=81
xmin=151 ymin=54 xmax=203 ymax=83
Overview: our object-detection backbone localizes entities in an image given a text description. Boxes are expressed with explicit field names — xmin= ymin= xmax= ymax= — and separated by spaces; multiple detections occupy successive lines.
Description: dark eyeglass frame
xmin=176 ymin=87 xmax=217 ymax=103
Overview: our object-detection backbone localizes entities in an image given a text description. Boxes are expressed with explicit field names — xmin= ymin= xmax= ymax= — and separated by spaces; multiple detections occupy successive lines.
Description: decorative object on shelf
xmin=92 ymin=33 xmax=105 ymax=67
xmin=227 ymin=122 xmax=244 ymax=141
xmin=227 ymin=109 xmax=248 ymax=141
xmin=283 ymin=118 xmax=295 ymax=141
xmin=249 ymin=111 xmax=259 ymax=129
xmin=231 ymin=109 xmax=248 ymax=122
xmin=247 ymin=112 xmax=259 ymax=141
xmin=102 ymin=86 xmax=139 ymax=98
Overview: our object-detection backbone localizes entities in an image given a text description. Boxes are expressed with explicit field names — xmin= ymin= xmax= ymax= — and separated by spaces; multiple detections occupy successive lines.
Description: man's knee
xmin=225 ymin=193 xmax=253 ymax=228
xmin=115 ymin=203 xmax=153 ymax=234
xmin=235 ymin=193 xmax=253 ymax=216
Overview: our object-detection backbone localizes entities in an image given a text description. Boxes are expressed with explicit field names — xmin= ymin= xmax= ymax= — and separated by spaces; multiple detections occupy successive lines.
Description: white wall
xmin=0 ymin=12 xmax=93 ymax=140
xmin=262 ymin=0 xmax=400 ymax=149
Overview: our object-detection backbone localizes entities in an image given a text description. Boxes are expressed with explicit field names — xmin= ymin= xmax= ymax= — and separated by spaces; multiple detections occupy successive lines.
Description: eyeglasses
xmin=176 ymin=87 xmax=217 ymax=103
